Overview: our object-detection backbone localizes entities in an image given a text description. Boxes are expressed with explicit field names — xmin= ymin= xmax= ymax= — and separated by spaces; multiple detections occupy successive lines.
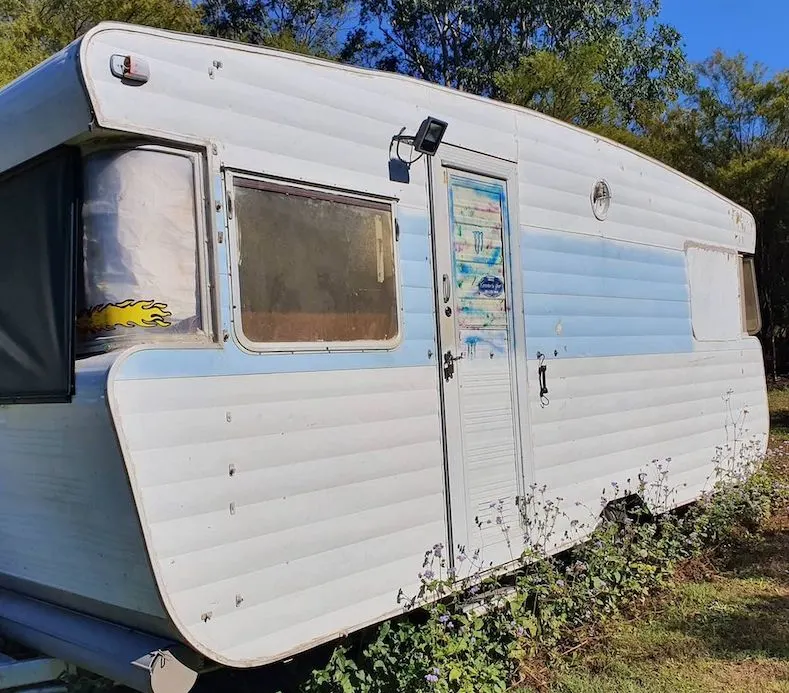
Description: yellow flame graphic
xmin=77 ymin=299 xmax=172 ymax=333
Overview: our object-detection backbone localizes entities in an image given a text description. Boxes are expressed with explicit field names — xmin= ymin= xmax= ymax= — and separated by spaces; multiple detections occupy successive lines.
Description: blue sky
xmin=659 ymin=0 xmax=788 ymax=73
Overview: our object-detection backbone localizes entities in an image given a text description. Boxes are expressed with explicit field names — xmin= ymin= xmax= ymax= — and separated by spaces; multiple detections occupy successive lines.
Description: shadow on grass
xmin=670 ymin=591 xmax=789 ymax=660
xmin=717 ymin=525 xmax=789 ymax=585
xmin=770 ymin=410 xmax=789 ymax=439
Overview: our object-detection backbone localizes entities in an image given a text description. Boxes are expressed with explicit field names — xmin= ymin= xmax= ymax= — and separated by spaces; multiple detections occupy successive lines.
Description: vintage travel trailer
xmin=0 ymin=21 xmax=769 ymax=692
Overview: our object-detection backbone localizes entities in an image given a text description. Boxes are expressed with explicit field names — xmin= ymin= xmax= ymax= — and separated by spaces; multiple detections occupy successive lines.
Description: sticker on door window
xmin=449 ymin=178 xmax=508 ymax=334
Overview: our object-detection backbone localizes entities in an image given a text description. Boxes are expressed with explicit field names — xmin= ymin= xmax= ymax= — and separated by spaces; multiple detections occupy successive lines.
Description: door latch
xmin=443 ymin=350 xmax=464 ymax=381
xmin=536 ymin=351 xmax=549 ymax=407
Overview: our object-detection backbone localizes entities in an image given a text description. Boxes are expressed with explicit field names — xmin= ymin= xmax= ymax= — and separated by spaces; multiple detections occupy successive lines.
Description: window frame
xmin=0 ymin=145 xmax=80 ymax=404
xmin=226 ymin=171 xmax=403 ymax=354
xmin=739 ymin=253 xmax=762 ymax=336
xmin=76 ymin=142 xmax=214 ymax=354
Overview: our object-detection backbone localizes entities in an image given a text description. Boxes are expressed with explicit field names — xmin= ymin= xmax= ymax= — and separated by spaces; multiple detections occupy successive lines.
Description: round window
xmin=591 ymin=179 xmax=611 ymax=221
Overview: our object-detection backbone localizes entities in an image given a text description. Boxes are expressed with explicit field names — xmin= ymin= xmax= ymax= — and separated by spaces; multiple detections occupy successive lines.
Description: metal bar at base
xmin=0 ymin=589 xmax=199 ymax=693
xmin=0 ymin=654 xmax=67 ymax=691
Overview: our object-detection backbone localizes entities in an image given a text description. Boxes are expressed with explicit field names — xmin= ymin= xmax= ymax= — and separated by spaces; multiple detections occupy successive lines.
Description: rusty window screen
xmin=234 ymin=179 xmax=399 ymax=345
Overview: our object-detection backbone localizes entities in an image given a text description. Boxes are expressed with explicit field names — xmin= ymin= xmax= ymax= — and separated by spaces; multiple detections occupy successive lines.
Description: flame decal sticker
xmin=77 ymin=299 xmax=172 ymax=333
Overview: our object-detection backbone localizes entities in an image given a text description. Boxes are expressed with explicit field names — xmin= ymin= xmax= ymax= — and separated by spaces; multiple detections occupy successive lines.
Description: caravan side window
xmin=78 ymin=147 xmax=204 ymax=348
xmin=232 ymin=178 xmax=399 ymax=347
xmin=686 ymin=245 xmax=741 ymax=341
xmin=740 ymin=255 xmax=762 ymax=335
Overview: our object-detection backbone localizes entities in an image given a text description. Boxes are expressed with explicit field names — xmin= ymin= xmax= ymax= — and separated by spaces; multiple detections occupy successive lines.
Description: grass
xmin=540 ymin=385 xmax=789 ymax=693
xmin=770 ymin=385 xmax=789 ymax=441
xmin=552 ymin=575 xmax=789 ymax=692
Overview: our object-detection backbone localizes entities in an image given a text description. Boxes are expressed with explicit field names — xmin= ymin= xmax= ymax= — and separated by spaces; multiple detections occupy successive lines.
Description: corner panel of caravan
xmin=102 ymin=199 xmax=448 ymax=667
xmin=0 ymin=42 xmax=172 ymax=640
xmin=0 ymin=41 xmax=91 ymax=175
xmin=0 ymin=352 xmax=168 ymax=635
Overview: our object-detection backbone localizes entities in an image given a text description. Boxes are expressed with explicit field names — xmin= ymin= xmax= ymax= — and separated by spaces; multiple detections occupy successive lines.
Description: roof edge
xmin=78 ymin=21 xmax=756 ymax=232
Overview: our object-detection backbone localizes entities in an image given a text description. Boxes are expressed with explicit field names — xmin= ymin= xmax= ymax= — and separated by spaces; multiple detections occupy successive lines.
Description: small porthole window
xmin=591 ymin=179 xmax=611 ymax=221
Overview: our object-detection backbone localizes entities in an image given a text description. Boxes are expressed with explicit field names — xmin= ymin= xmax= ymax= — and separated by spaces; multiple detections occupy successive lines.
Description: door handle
xmin=442 ymin=273 xmax=451 ymax=303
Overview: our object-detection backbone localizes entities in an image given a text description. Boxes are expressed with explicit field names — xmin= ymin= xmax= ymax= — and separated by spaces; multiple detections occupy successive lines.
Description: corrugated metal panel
xmin=527 ymin=347 xmax=769 ymax=551
xmin=0 ymin=355 xmax=165 ymax=633
xmin=110 ymin=366 xmax=445 ymax=665
xmin=522 ymin=228 xmax=693 ymax=358
xmin=516 ymin=114 xmax=755 ymax=252
xmin=78 ymin=23 xmax=754 ymax=253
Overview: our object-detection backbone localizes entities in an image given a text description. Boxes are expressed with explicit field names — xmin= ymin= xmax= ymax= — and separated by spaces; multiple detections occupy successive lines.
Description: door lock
xmin=443 ymin=350 xmax=464 ymax=381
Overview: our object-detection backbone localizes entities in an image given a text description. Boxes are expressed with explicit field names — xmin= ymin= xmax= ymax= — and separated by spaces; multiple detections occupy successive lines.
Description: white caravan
xmin=0 ymin=21 xmax=768 ymax=689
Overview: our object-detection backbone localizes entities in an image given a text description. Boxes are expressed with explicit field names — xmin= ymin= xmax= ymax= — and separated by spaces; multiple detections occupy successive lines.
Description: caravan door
xmin=429 ymin=147 xmax=529 ymax=569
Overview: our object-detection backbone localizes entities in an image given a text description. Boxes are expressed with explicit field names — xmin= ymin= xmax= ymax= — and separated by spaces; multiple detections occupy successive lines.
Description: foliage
xmin=555 ymin=575 xmax=789 ymax=692
xmin=0 ymin=0 xmax=200 ymax=84
xmin=198 ymin=0 xmax=356 ymax=56
xmin=350 ymin=0 xmax=689 ymax=125
xmin=494 ymin=43 xmax=621 ymax=129
xmin=301 ymin=442 xmax=783 ymax=693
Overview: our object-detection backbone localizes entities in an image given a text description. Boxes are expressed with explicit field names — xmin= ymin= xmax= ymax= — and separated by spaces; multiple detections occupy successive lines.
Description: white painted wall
xmin=0 ymin=353 xmax=168 ymax=635
xmin=109 ymin=365 xmax=446 ymax=665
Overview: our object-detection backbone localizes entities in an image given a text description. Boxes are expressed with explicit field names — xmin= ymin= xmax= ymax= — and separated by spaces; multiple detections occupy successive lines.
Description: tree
xmin=352 ymin=0 xmax=690 ymax=125
xmin=494 ymin=43 xmax=621 ymax=128
xmin=198 ymin=0 xmax=356 ymax=56
xmin=0 ymin=0 xmax=201 ymax=84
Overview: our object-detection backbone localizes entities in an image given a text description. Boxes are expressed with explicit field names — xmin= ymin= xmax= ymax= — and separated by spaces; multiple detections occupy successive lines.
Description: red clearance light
xmin=109 ymin=54 xmax=150 ymax=84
